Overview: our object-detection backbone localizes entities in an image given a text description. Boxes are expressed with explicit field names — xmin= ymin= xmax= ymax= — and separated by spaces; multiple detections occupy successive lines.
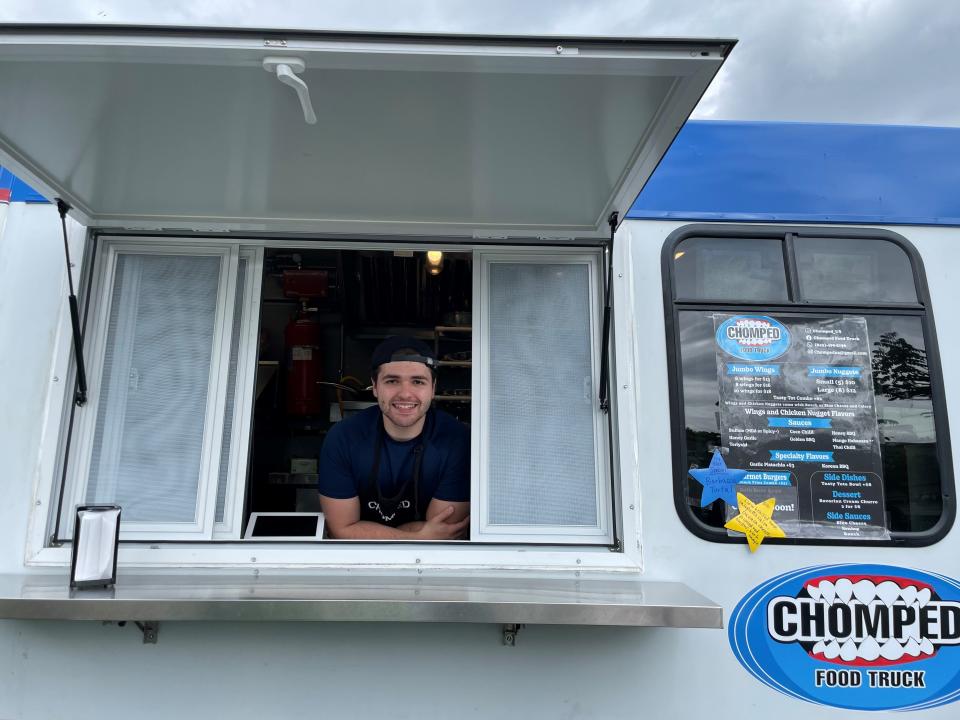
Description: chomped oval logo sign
xmin=730 ymin=565 xmax=960 ymax=711
xmin=716 ymin=315 xmax=791 ymax=361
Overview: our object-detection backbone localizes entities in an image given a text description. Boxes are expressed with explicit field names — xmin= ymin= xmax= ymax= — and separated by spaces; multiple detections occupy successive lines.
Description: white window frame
xmin=28 ymin=236 xmax=638 ymax=572
xmin=214 ymin=249 xmax=263 ymax=539
xmin=59 ymin=240 xmax=260 ymax=541
xmin=472 ymin=252 xmax=612 ymax=543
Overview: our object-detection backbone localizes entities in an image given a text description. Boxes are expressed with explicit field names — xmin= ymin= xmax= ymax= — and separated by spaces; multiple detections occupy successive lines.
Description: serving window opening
xmin=247 ymin=248 xmax=473 ymax=538
xmin=51 ymin=240 xmax=614 ymax=548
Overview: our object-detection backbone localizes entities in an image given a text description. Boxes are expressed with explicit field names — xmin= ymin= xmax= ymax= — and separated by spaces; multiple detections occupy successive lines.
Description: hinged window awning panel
xmin=0 ymin=28 xmax=731 ymax=237
xmin=0 ymin=572 xmax=723 ymax=627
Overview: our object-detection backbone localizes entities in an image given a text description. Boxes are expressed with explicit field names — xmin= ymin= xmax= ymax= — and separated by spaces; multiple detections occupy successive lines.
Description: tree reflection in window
xmin=873 ymin=331 xmax=930 ymax=400
xmin=868 ymin=321 xmax=940 ymax=532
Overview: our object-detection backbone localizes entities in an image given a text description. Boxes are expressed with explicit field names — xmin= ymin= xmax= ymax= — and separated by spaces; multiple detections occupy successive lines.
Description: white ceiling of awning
xmin=0 ymin=29 xmax=731 ymax=236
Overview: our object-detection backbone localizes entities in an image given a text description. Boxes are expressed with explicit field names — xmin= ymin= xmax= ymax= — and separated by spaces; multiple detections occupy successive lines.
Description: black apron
xmin=359 ymin=418 xmax=426 ymax=527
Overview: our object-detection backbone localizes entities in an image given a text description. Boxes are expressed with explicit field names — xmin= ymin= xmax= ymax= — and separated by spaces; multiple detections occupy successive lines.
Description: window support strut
xmin=598 ymin=211 xmax=618 ymax=412
xmin=56 ymin=199 xmax=88 ymax=406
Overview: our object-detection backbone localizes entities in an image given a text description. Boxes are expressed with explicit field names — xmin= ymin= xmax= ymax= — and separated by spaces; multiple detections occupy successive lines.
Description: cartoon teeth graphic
xmin=766 ymin=575 xmax=960 ymax=667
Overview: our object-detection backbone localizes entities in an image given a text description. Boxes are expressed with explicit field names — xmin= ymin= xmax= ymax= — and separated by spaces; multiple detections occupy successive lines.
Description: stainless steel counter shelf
xmin=0 ymin=573 xmax=722 ymax=629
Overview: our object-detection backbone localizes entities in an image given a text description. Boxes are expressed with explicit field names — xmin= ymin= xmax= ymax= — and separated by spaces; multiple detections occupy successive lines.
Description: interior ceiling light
xmin=426 ymin=250 xmax=444 ymax=276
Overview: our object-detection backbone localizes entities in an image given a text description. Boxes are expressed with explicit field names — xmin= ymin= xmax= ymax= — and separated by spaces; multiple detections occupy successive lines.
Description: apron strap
xmin=366 ymin=418 xmax=426 ymax=521
xmin=411 ymin=444 xmax=424 ymax=521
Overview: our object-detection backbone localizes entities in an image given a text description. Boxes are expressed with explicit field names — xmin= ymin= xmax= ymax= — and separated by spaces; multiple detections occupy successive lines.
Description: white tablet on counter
xmin=243 ymin=512 xmax=325 ymax=541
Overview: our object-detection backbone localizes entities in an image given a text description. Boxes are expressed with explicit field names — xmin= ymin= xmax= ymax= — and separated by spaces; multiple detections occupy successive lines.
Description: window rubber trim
xmin=661 ymin=223 xmax=955 ymax=548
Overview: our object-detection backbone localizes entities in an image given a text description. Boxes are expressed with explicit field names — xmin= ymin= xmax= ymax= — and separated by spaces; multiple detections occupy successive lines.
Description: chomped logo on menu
xmin=716 ymin=315 xmax=791 ymax=361
xmin=730 ymin=565 xmax=960 ymax=711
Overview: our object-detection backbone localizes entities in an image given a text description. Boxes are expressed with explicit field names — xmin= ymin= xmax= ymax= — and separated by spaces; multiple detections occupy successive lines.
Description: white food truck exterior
xmin=0 ymin=27 xmax=958 ymax=719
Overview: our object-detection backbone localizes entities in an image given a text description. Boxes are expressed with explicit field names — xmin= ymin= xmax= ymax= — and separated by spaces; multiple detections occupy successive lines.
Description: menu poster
xmin=713 ymin=314 xmax=889 ymax=541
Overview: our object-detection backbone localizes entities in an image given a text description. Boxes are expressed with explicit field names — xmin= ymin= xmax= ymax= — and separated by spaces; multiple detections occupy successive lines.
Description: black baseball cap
xmin=370 ymin=335 xmax=438 ymax=376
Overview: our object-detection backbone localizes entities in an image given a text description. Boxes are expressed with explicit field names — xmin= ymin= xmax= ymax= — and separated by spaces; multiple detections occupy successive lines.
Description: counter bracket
xmin=133 ymin=620 xmax=159 ymax=644
xmin=502 ymin=623 xmax=524 ymax=646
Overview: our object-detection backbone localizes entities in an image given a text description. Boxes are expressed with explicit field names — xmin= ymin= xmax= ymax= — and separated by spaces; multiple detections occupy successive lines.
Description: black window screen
xmin=794 ymin=237 xmax=918 ymax=304
xmin=673 ymin=236 xmax=789 ymax=302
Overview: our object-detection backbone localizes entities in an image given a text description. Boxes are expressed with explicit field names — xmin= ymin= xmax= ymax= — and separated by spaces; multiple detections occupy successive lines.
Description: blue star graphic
xmin=689 ymin=450 xmax=748 ymax=507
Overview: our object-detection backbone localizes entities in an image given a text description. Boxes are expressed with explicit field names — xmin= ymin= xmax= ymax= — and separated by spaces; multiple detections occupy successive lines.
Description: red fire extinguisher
xmin=285 ymin=305 xmax=323 ymax=416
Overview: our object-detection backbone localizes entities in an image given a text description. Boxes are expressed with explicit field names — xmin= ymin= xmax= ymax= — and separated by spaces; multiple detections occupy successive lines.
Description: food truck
xmin=0 ymin=25 xmax=958 ymax=718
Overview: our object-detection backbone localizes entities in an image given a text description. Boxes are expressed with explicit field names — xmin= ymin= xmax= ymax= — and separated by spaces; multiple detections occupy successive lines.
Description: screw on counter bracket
xmin=502 ymin=624 xmax=524 ymax=647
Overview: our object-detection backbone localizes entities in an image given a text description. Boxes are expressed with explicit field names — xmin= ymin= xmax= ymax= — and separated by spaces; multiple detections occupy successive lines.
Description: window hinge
xmin=609 ymin=537 xmax=623 ymax=552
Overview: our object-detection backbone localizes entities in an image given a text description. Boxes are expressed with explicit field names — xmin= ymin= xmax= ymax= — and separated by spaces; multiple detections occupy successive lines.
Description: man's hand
xmin=416 ymin=504 xmax=470 ymax=540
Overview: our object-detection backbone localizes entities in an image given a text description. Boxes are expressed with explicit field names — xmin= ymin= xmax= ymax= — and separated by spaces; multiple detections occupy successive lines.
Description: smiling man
xmin=318 ymin=336 xmax=470 ymax=540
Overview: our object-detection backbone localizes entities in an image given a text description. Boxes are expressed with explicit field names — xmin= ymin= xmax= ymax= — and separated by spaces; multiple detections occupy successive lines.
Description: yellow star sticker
xmin=724 ymin=493 xmax=786 ymax=552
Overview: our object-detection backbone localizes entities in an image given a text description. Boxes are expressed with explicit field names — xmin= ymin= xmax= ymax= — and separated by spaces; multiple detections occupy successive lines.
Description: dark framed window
xmin=663 ymin=225 xmax=954 ymax=546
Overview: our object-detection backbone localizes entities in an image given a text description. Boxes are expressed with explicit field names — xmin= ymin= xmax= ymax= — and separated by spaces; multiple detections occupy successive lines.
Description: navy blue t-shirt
xmin=318 ymin=406 xmax=470 ymax=516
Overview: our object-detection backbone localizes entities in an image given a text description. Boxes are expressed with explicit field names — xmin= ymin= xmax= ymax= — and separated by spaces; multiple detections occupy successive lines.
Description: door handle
xmin=263 ymin=56 xmax=317 ymax=125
